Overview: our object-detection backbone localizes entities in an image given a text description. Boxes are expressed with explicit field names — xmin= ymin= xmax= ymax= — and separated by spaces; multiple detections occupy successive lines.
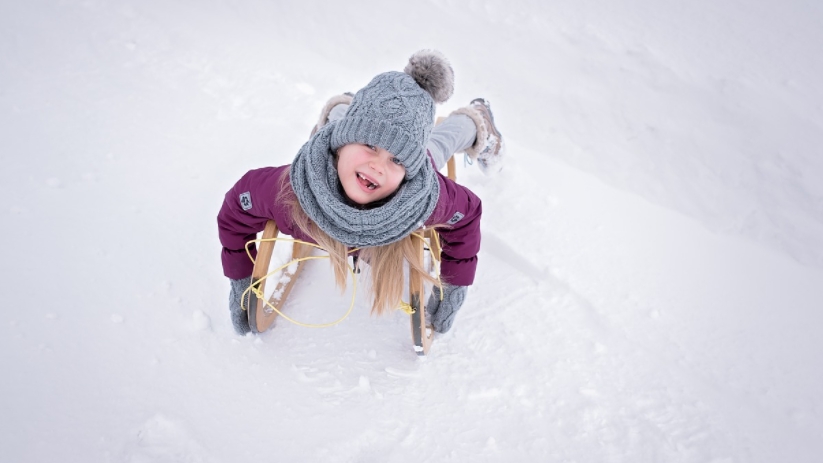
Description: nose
xmin=369 ymin=155 xmax=387 ymax=174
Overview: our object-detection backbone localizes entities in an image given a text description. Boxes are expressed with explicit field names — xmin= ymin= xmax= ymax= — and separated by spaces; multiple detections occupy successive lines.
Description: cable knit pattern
xmin=290 ymin=121 xmax=440 ymax=247
xmin=331 ymin=71 xmax=435 ymax=178
xmin=426 ymin=283 xmax=467 ymax=333
xmin=290 ymin=50 xmax=453 ymax=247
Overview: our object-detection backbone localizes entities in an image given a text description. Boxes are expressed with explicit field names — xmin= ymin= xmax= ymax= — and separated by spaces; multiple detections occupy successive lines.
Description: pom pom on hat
xmin=404 ymin=49 xmax=454 ymax=104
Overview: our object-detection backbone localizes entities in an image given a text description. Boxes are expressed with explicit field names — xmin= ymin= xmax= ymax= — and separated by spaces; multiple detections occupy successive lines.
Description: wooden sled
xmin=248 ymin=123 xmax=456 ymax=356
xmin=246 ymin=221 xmax=312 ymax=334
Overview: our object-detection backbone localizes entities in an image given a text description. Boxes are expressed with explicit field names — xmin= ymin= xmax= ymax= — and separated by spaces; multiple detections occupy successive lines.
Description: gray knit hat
xmin=289 ymin=50 xmax=455 ymax=248
xmin=330 ymin=50 xmax=455 ymax=178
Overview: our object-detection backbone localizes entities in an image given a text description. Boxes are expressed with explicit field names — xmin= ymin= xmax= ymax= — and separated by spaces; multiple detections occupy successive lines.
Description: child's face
xmin=336 ymin=143 xmax=406 ymax=205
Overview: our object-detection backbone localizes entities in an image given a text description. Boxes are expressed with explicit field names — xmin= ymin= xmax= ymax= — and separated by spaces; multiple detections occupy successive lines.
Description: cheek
xmin=388 ymin=168 xmax=406 ymax=189
xmin=335 ymin=154 xmax=354 ymax=176
xmin=335 ymin=148 xmax=356 ymax=169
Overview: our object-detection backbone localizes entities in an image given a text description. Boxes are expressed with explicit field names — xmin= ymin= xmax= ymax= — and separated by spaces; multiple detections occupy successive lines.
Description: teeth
xmin=358 ymin=173 xmax=377 ymax=189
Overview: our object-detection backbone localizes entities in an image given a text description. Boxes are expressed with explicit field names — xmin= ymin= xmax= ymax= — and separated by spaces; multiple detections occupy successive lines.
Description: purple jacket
xmin=217 ymin=163 xmax=482 ymax=286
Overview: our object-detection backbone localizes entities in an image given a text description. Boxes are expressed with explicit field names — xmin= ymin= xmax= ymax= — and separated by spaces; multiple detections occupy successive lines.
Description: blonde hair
xmin=279 ymin=169 xmax=438 ymax=314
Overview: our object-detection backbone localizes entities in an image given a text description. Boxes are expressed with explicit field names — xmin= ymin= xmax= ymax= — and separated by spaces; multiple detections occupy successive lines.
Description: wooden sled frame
xmin=246 ymin=221 xmax=312 ymax=334
xmin=248 ymin=119 xmax=456 ymax=356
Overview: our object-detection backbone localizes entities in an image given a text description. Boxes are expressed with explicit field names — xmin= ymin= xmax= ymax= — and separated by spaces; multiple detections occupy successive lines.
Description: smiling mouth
xmin=357 ymin=172 xmax=379 ymax=190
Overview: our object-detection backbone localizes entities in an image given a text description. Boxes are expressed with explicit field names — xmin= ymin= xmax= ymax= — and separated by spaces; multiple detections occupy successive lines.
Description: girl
xmin=217 ymin=50 xmax=504 ymax=335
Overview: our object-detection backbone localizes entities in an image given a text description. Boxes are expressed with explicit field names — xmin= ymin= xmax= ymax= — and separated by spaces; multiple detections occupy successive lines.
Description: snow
xmin=2 ymin=0 xmax=822 ymax=461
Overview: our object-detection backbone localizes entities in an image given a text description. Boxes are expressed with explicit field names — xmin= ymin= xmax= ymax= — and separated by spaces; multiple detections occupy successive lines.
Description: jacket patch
xmin=447 ymin=211 xmax=465 ymax=225
xmin=239 ymin=192 xmax=253 ymax=211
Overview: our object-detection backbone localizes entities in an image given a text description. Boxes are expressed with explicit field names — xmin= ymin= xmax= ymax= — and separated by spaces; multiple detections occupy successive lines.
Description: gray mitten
xmin=426 ymin=284 xmax=468 ymax=333
xmin=229 ymin=276 xmax=252 ymax=335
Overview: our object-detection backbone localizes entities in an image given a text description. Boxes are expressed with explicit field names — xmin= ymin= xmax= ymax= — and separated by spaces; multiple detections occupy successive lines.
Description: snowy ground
xmin=2 ymin=1 xmax=822 ymax=462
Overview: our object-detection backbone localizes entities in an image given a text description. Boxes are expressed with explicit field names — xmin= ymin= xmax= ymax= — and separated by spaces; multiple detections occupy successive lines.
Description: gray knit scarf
xmin=290 ymin=121 xmax=440 ymax=248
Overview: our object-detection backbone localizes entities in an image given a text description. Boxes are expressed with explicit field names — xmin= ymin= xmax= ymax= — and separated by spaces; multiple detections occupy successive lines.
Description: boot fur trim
xmin=311 ymin=94 xmax=354 ymax=136
xmin=450 ymin=106 xmax=488 ymax=159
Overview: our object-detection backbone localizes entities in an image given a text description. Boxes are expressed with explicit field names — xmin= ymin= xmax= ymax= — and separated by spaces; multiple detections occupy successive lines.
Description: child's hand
xmin=229 ymin=276 xmax=252 ymax=335
xmin=426 ymin=284 xmax=468 ymax=333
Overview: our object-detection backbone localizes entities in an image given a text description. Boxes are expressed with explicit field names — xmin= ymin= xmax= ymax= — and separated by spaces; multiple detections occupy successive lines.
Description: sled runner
xmin=247 ymin=129 xmax=457 ymax=356
xmin=246 ymin=220 xmax=312 ymax=334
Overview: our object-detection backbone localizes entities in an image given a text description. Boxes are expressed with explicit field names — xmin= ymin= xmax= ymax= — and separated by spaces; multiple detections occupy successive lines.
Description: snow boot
xmin=451 ymin=98 xmax=505 ymax=174
xmin=310 ymin=92 xmax=354 ymax=136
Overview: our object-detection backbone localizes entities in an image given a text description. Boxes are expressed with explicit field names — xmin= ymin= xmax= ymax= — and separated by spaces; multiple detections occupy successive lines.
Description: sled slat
xmin=248 ymin=221 xmax=279 ymax=333
xmin=259 ymin=241 xmax=310 ymax=332
xmin=410 ymin=233 xmax=434 ymax=356
xmin=409 ymin=116 xmax=451 ymax=355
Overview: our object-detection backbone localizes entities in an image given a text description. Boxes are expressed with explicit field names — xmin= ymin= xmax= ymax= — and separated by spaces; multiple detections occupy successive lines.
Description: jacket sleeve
xmin=427 ymin=173 xmax=483 ymax=287
xmin=217 ymin=166 xmax=293 ymax=279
